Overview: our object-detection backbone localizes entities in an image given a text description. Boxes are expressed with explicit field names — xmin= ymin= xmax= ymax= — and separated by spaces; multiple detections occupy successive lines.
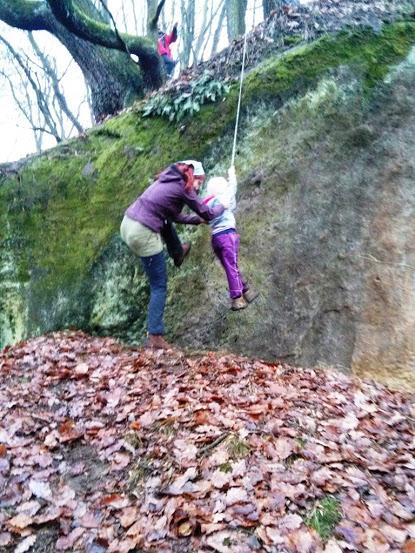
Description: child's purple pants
xmin=212 ymin=231 xmax=248 ymax=299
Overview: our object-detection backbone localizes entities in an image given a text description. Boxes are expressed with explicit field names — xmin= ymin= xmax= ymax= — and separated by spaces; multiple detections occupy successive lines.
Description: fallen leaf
xmin=166 ymin=467 xmax=198 ymax=495
xmin=14 ymin=535 xmax=36 ymax=553
xmin=110 ymin=452 xmax=131 ymax=471
xmin=28 ymin=480 xmax=52 ymax=500
xmin=279 ymin=513 xmax=303 ymax=531
xmin=118 ymin=507 xmax=139 ymax=528
xmin=7 ymin=514 xmax=33 ymax=529
xmin=273 ymin=437 xmax=295 ymax=460
xmin=0 ymin=532 xmax=12 ymax=546
xmin=404 ymin=539 xmax=415 ymax=553
xmin=324 ymin=539 xmax=343 ymax=553
xmin=225 ymin=487 xmax=248 ymax=506
xmin=74 ymin=362 xmax=89 ymax=375
xmin=16 ymin=501 xmax=42 ymax=516
xmin=56 ymin=528 xmax=85 ymax=550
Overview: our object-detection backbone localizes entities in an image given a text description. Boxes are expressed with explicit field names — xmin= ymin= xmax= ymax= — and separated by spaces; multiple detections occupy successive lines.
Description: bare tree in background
xmin=27 ymin=33 xmax=85 ymax=135
xmin=180 ymin=0 xmax=196 ymax=67
xmin=210 ymin=0 xmax=227 ymax=57
xmin=0 ymin=32 xmax=87 ymax=153
xmin=194 ymin=0 xmax=227 ymax=63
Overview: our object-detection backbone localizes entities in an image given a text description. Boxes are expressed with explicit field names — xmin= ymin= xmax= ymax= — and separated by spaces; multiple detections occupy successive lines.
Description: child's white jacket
xmin=204 ymin=169 xmax=237 ymax=235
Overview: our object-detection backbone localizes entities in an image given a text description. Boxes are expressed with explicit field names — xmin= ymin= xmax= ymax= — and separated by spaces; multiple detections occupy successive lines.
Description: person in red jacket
xmin=157 ymin=23 xmax=178 ymax=77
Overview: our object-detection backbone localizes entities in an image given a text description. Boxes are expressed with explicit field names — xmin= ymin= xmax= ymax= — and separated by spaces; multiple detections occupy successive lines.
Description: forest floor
xmin=0 ymin=331 xmax=414 ymax=552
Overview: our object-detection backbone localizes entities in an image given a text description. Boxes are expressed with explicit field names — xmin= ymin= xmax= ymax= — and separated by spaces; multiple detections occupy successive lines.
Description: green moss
xmin=1 ymin=22 xmax=415 ymax=345
xmin=283 ymin=35 xmax=304 ymax=47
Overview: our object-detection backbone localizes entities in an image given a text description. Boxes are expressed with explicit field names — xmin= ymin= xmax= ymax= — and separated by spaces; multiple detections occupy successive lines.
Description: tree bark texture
xmin=180 ymin=0 xmax=195 ymax=67
xmin=225 ymin=0 xmax=247 ymax=41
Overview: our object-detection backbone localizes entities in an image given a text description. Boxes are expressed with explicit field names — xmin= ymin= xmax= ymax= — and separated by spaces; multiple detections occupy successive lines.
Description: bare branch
xmin=0 ymin=34 xmax=61 ymax=142
xmin=28 ymin=32 xmax=84 ymax=134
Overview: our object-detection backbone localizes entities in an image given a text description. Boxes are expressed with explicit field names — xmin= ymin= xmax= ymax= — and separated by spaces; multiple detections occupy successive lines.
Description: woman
xmin=120 ymin=161 xmax=225 ymax=350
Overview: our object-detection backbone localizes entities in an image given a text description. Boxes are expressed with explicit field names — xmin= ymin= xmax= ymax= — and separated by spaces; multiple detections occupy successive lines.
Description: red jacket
xmin=157 ymin=26 xmax=177 ymax=58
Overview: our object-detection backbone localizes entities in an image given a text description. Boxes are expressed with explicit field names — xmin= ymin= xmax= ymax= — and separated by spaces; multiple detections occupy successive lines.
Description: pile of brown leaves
xmin=0 ymin=331 xmax=414 ymax=552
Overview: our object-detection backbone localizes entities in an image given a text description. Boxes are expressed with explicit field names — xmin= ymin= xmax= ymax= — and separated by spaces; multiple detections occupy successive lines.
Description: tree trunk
xmin=263 ymin=0 xmax=284 ymax=19
xmin=180 ymin=0 xmax=195 ymax=68
xmin=147 ymin=0 xmax=158 ymax=36
xmin=225 ymin=0 xmax=247 ymax=42
xmin=53 ymin=22 xmax=143 ymax=121
xmin=211 ymin=1 xmax=227 ymax=56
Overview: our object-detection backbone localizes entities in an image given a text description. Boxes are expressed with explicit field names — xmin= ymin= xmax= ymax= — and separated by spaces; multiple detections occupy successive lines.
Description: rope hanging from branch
xmin=231 ymin=26 xmax=249 ymax=167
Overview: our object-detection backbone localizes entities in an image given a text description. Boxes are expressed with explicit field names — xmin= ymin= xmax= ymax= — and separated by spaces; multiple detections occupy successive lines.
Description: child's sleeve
xmin=166 ymin=24 xmax=178 ymax=45
xmin=228 ymin=166 xmax=238 ymax=211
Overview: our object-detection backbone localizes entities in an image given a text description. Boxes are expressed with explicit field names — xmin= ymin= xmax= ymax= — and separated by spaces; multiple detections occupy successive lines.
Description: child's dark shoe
xmin=231 ymin=296 xmax=248 ymax=311
xmin=173 ymin=242 xmax=191 ymax=267
xmin=243 ymin=289 xmax=259 ymax=304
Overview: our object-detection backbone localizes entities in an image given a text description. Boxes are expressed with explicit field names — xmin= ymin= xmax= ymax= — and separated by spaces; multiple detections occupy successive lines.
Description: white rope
xmin=231 ymin=26 xmax=249 ymax=167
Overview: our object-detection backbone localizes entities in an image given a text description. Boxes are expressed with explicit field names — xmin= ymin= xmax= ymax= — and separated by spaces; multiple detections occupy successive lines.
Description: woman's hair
xmin=176 ymin=163 xmax=195 ymax=192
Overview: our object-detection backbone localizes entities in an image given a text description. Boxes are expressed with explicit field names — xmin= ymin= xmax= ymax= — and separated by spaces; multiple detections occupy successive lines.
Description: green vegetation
xmin=143 ymin=70 xmax=230 ymax=122
xmin=306 ymin=496 xmax=342 ymax=540
xmin=128 ymin=456 xmax=154 ymax=489
xmin=227 ymin=434 xmax=250 ymax=459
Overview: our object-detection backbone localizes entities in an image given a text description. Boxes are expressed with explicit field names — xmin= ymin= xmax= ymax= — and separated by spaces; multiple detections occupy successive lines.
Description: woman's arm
xmin=184 ymin=189 xmax=225 ymax=221
xmin=174 ymin=212 xmax=204 ymax=225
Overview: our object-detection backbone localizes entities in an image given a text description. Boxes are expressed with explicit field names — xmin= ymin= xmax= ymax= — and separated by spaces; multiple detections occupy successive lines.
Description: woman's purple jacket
xmin=125 ymin=164 xmax=225 ymax=233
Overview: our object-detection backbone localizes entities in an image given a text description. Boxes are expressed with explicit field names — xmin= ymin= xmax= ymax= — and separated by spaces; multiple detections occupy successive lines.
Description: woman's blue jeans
xmin=140 ymin=252 xmax=167 ymax=335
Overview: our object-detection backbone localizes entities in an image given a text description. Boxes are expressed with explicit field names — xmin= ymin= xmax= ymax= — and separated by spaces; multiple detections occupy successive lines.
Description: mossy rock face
xmin=2 ymin=23 xmax=415 ymax=390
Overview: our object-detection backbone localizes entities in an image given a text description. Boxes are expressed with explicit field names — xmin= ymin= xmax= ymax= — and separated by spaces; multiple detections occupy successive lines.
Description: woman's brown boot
xmin=145 ymin=334 xmax=172 ymax=350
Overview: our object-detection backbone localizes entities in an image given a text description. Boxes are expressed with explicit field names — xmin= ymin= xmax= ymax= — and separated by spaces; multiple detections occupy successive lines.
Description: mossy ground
xmin=1 ymin=22 xmax=415 ymax=349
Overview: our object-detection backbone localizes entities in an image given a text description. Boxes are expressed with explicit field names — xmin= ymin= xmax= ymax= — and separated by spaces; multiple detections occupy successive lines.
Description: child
xmin=203 ymin=166 xmax=258 ymax=310
xmin=157 ymin=23 xmax=178 ymax=78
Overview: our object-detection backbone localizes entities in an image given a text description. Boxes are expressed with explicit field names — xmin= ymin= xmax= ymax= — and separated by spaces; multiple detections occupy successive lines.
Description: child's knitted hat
xmin=206 ymin=176 xmax=229 ymax=204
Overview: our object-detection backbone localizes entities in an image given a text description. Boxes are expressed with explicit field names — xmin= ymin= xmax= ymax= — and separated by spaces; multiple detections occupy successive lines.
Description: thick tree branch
xmin=45 ymin=0 xmax=163 ymax=88
xmin=0 ymin=0 xmax=51 ymax=31
xmin=150 ymin=0 xmax=167 ymax=32
xmin=46 ymin=0 xmax=157 ymax=60
xmin=97 ymin=0 xmax=132 ymax=57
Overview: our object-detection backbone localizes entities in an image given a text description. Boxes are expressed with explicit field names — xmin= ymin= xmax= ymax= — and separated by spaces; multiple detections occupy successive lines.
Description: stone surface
xmin=2 ymin=19 xmax=415 ymax=391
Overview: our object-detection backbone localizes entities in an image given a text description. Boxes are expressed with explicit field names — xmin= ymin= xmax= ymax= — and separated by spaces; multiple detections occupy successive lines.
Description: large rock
xmin=1 ymin=23 xmax=415 ymax=390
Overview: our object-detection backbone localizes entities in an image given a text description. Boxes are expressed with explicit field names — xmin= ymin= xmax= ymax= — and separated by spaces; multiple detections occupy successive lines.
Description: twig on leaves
xmin=197 ymin=432 xmax=230 ymax=457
